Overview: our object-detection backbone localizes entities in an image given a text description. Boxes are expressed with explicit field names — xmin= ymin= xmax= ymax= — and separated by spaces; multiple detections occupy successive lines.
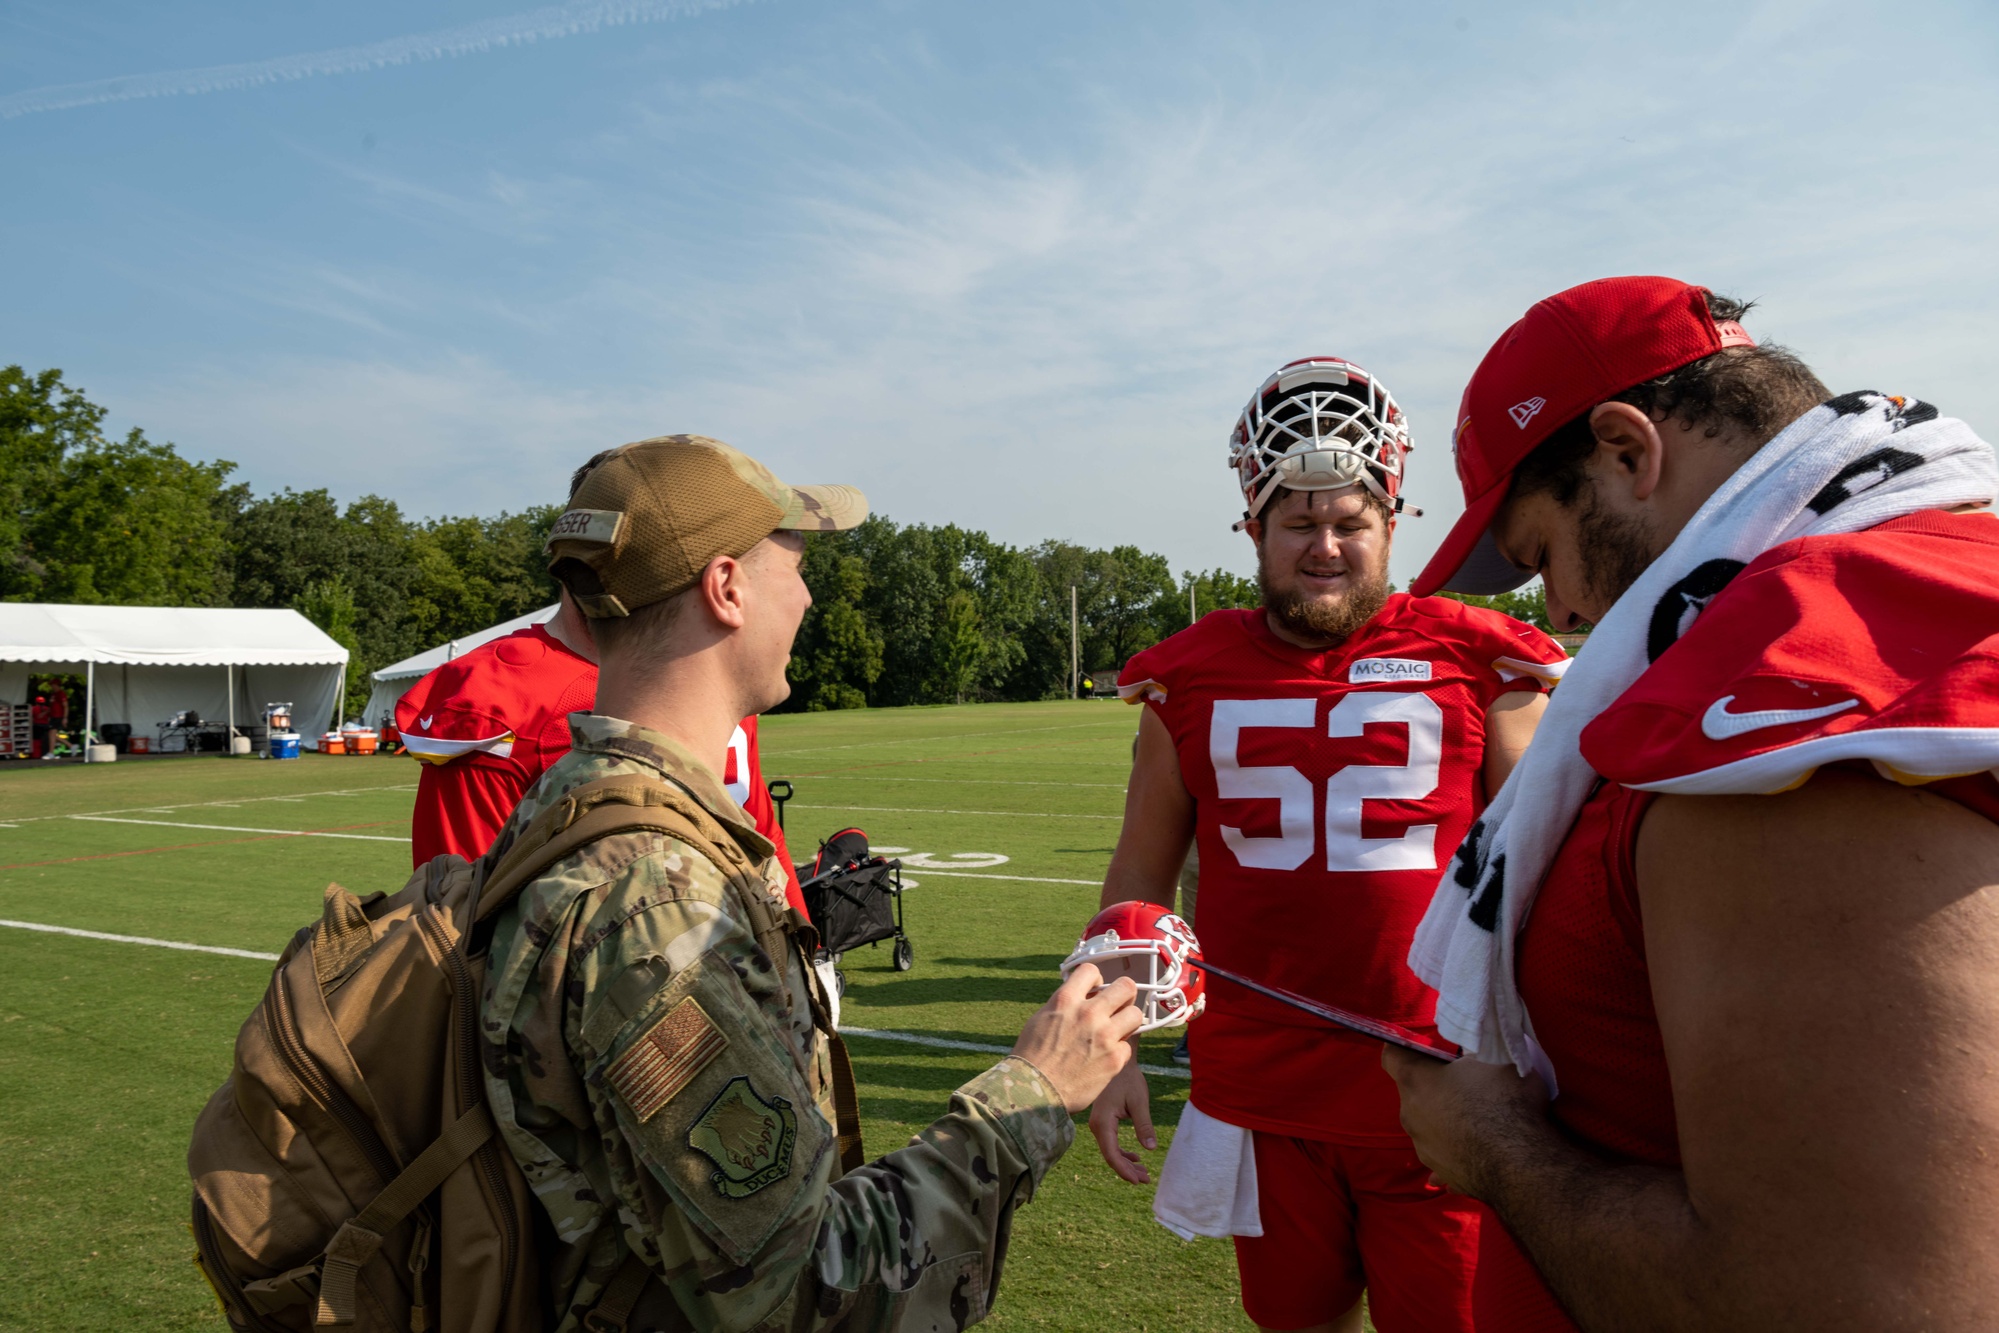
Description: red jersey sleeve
xmin=1583 ymin=512 xmax=1999 ymax=804
xmin=1402 ymin=596 xmax=1571 ymax=704
xmin=1117 ymin=615 xmax=1239 ymax=716
xmin=395 ymin=626 xmax=598 ymax=869
xmin=395 ymin=676 xmax=523 ymax=768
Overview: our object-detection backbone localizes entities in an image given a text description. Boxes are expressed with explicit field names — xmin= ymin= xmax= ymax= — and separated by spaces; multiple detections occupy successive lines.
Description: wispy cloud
xmin=0 ymin=0 xmax=752 ymax=120
xmin=35 ymin=0 xmax=1999 ymax=584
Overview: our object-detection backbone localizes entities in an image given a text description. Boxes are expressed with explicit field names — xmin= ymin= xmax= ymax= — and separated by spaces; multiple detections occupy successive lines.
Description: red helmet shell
xmin=1062 ymin=901 xmax=1206 ymax=1032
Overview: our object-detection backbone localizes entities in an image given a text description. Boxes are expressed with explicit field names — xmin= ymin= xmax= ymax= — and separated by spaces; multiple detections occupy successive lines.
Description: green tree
xmin=0 ymin=366 xmax=90 ymax=598
xmin=1436 ymin=585 xmax=1553 ymax=632
xmin=2 ymin=366 xmax=235 ymax=606
xmin=293 ymin=576 xmax=367 ymax=718
xmin=1164 ymin=567 xmax=1261 ymax=640
xmin=792 ymin=540 xmax=883 ymax=710
xmin=932 ymin=590 xmax=985 ymax=705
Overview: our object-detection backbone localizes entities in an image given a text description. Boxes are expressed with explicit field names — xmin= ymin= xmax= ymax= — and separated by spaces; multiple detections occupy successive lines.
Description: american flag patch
xmin=605 ymin=998 xmax=728 ymax=1123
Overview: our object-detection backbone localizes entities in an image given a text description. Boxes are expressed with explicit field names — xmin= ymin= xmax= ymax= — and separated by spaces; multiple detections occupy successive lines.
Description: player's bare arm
xmin=1089 ymin=705 xmax=1195 ymax=1183
xmin=1102 ymin=706 xmax=1196 ymax=912
xmin=1388 ymin=769 xmax=1999 ymax=1330
xmin=1481 ymin=689 xmax=1544 ymax=793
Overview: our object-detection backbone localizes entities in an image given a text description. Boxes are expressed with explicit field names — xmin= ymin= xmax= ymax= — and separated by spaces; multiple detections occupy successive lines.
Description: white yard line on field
xmin=789 ymin=803 xmax=1119 ymax=821
xmin=69 ymin=816 xmax=408 ymax=843
xmin=842 ymin=1025 xmax=1188 ymax=1080
xmin=0 ymin=918 xmax=281 ymax=961
xmin=894 ymin=869 xmax=1101 ymax=887
xmin=0 ymin=920 xmax=1184 ymax=1075
xmin=0 ymin=782 xmax=416 ymax=827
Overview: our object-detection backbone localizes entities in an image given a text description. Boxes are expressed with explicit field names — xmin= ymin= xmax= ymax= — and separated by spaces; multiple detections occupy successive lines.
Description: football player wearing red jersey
xmin=1095 ymin=358 xmax=1566 ymax=1333
xmin=1387 ymin=278 xmax=1999 ymax=1331
xmin=397 ymin=453 xmax=802 ymax=907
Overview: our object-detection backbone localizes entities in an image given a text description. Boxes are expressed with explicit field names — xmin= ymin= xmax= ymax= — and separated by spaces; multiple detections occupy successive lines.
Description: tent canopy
xmin=0 ymin=604 xmax=350 ymax=667
xmin=0 ymin=604 xmax=350 ymax=743
xmin=362 ymin=604 xmax=557 ymax=726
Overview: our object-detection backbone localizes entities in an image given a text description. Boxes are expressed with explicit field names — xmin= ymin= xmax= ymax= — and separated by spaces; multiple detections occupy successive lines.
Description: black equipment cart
xmin=799 ymin=827 xmax=913 ymax=977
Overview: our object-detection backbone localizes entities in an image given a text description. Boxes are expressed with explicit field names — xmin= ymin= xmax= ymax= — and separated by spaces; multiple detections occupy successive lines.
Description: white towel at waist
xmin=1152 ymin=1101 xmax=1262 ymax=1240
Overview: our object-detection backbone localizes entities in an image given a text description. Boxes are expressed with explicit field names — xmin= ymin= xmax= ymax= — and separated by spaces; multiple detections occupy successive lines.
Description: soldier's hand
xmin=1011 ymin=963 xmax=1142 ymax=1113
xmin=1089 ymin=1055 xmax=1155 ymax=1183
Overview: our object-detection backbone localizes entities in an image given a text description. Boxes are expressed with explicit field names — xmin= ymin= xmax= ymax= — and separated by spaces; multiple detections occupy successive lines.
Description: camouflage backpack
xmin=188 ymin=775 xmax=832 ymax=1332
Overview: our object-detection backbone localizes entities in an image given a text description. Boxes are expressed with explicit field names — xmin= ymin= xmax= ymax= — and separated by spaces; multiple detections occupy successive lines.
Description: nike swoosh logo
xmin=420 ymin=715 xmax=434 ymax=730
xmin=1701 ymin=695 xmax=1859 ymax=741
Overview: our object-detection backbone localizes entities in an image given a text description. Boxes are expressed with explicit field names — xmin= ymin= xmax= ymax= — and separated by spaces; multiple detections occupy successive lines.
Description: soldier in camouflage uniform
xmin=480 ymin=436 xmax=1143 ymax=1332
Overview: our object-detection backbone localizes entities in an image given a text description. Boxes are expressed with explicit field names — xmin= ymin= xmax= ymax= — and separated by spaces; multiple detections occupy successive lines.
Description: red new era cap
xmin=1411 ymin=275 xmax=1755 ymax=597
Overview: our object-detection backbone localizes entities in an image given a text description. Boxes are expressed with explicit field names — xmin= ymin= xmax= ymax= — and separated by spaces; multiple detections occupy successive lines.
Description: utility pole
xmin=1190 ymin=581 xmax=1197 ymax=626
xmin=1070 ymin=585 xmax=1079 ymax=699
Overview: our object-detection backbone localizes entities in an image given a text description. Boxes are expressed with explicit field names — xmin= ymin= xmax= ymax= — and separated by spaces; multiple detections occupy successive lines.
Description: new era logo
xmin=1509 ymin=398 xmax=1547 ymax=429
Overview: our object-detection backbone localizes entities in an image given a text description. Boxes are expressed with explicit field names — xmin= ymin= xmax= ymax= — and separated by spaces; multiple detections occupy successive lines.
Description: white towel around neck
xmin=1408 ymin=391 xmax=1999 ymax=1082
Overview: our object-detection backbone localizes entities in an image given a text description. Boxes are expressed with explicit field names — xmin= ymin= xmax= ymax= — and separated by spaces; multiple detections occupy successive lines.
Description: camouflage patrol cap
xmin=546 ymin=434 xmax=868 ymax=618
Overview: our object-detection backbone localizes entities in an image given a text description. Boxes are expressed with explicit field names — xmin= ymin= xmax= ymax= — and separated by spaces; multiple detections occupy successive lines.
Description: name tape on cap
xmin=547 ymin=509 xmax=626 ymax=547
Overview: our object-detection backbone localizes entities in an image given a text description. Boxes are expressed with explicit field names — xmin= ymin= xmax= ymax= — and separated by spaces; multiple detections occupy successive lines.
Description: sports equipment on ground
xmin=1062 ymin=901 xmax=1206 ymax=1033
xmin=1228 ymin=356 xmax=1418 ymax=527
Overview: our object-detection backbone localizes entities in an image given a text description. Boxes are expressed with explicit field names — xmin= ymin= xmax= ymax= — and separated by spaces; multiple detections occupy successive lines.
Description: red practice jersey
xmin=1494 ymin=511 xmax=1999 ymax=1332
xmin=1121 ymin=596 xmax=1565 ymax=1142
xmin=395 ymin=623 xmax=803 ymax=909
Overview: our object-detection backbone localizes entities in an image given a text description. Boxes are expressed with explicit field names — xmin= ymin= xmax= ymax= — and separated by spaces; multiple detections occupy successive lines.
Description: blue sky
xmin=4 ymin=0 xmax=1996 ymax=587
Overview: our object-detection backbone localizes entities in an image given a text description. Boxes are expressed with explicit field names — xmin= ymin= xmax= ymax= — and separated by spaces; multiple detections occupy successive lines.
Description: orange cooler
xmin=321 ymin=732 xmax=346 ymax=755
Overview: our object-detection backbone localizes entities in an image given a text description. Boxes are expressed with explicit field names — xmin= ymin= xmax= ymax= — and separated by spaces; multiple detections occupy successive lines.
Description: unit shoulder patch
xmin=605 ymin=996 xmax=728 ymax=1123
xmin=689 ymin=1076 xmax=797 ymax=1199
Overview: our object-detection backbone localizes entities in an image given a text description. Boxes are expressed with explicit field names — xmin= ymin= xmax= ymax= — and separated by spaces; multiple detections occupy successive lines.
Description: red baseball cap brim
xmin=1410 ymin=475 xmax=1530 ymax=597
xmin=1410 ymin=275 xmax=1753 ymax=599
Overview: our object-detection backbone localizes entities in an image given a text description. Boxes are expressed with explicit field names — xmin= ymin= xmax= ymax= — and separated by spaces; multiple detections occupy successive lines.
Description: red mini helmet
xmin=1061 ymin=901 xmax=1206 ymax=1032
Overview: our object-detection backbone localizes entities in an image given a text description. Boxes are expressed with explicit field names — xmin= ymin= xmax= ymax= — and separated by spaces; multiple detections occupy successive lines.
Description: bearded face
xmin=1251 ymin=487 xmax=1393 ymax=646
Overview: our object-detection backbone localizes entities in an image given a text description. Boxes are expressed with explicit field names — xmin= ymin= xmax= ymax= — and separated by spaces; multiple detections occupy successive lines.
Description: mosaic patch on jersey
xmin=605 ymin=997 xmax=728 ymax=1123
xmin=1349 ymin=657 xmax=1432 ymax=684
xmin=689 ymin=1077 xmax=797 ymax=1199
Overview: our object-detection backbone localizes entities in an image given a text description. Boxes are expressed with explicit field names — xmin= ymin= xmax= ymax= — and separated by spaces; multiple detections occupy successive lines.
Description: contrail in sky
xmin=0 ymin=0 xmax=751 ymax=120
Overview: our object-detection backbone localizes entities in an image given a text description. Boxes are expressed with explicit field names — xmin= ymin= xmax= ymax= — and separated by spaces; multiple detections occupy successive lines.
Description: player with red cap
xmin=1386 ymin=277 xmax=1999 ymax=1329
xmin=396 ymin=450 xmax=803 ymax=909
xmin=1092 ymin=357 xmax=1568 ymax=1332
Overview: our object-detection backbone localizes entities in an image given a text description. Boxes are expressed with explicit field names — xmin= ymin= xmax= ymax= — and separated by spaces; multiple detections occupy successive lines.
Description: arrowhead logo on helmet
xmin=1061 ymin=901 xmax=1206 ymax=1033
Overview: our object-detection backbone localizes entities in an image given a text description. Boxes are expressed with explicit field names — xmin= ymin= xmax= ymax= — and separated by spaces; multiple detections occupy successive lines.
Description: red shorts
xmin=1232 ymin=1132 xmax=1485 ymax=1332
xmin=1470 ymin=1224 xmax=1580 ymax=1333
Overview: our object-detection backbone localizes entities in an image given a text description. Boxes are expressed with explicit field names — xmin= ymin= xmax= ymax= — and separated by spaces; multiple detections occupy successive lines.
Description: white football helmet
xmin=1061 ymin=901 xmax=1207 ymax=1033
xmin=1228 ymin=356 xmax=1419 ymax=528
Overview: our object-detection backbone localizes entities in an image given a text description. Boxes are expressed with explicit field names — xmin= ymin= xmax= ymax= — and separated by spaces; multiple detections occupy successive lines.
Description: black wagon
xmin=798 ymin=827 xmax=913 ymax=976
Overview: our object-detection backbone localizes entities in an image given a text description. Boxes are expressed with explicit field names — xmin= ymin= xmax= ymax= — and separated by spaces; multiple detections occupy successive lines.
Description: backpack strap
xmin=581 ymin=1252 xmax=655 ymax=1333
xmin=471 ymin=775 xmax=781 ymax=942
xmin=313 ymin=1103 xmax=496 ymax=1326
xmin=471 ymin=773 xmax=869 ymax=1182
xmin=827 ymin=1031 xmax=867 ymax=1174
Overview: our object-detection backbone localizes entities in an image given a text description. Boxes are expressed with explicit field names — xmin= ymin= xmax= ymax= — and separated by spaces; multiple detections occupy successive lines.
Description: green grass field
xmin=0 ymin=700 xmax=1260 ymax=1331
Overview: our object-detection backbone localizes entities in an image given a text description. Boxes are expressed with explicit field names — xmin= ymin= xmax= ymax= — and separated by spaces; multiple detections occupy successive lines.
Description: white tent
xmin=0 ymin=604 xmax=350 ymax=758
xmin=362 ymin=604 xmax=557 ymax=728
